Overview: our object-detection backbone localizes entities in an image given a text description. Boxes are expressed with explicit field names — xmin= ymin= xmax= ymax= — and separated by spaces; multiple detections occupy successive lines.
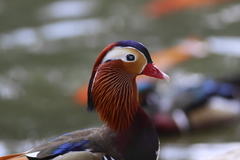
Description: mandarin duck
xmin=0 ymin=40 xmax=169 ymax=160
xmin=151 ymin=73 xmax=240 ymax=134
xmin=74 ymin=37 xmax=206 ymax=106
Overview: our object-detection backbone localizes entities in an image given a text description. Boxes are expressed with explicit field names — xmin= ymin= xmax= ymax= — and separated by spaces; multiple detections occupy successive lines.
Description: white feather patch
xmin=53 ymin=151 xmax=107 ymax=160
xmin=156 ymin=140 xmax=161 ymax=160
xmin=25 ymin=151 xmax=40 ymax=158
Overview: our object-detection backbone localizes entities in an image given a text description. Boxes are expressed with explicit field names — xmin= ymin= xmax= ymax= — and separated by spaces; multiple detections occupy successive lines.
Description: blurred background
xmin=1 ymin=0 xmax=240 ymax=159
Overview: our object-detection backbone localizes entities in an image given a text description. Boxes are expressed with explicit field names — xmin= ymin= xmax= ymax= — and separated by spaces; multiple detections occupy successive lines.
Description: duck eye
xmin=126 ymin=54 xmax=135 ymax=61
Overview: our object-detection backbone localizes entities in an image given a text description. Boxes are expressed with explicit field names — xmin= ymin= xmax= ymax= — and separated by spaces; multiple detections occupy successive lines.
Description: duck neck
xmin=114 ymin=107 xmax=159 ymax=160
xmin=90 ymin=61 xmax=140 ymax=132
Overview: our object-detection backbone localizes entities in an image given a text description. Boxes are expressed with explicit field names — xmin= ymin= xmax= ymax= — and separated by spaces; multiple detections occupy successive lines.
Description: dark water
xmin=1 ymin=0 xmax=240 ymax=159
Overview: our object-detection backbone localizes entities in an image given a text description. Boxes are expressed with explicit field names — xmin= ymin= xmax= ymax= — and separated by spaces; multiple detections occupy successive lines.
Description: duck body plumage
xmin=24 ymin=109 xmax=158 ymax=160
xmin=0 ymin=40 xmax=168 ymax=160
xmin=114 ymin=107 xmax=159 ymax=160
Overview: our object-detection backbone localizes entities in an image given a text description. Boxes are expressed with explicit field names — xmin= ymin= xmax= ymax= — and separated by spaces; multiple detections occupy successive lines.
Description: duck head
xmin=88 ymin=40 xmax=169 ymax=132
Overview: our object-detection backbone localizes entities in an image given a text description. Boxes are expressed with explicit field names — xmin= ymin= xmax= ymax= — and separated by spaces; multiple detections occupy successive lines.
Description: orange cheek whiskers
xmin=91 ymin=62 xmax=140 ymax=132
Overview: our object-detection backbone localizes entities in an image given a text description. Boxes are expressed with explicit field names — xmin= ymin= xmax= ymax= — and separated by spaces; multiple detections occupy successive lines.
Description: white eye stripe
xmin=102 ymin=48 xmax=136 ymax=64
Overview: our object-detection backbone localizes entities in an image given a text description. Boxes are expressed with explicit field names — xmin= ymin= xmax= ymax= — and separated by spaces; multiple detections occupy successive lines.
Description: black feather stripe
xmin=116 ymin=40 xmax=153 ymax=63
xmin=103 ymin=155 xmax=114 ymax=160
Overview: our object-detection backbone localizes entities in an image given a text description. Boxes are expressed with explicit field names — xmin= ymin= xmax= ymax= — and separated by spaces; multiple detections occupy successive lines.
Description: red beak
xmin=141 ymin=63 xmax=170 ymax=81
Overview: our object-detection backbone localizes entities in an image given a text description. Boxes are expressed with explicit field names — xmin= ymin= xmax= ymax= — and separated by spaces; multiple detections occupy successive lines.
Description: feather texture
xmin=91 ymin=60 xmax=139 ymax=132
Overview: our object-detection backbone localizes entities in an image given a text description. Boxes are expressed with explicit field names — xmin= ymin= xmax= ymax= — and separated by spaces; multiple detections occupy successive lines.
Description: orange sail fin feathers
xmin=1 ymin=40 xmax=169 ymax=160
